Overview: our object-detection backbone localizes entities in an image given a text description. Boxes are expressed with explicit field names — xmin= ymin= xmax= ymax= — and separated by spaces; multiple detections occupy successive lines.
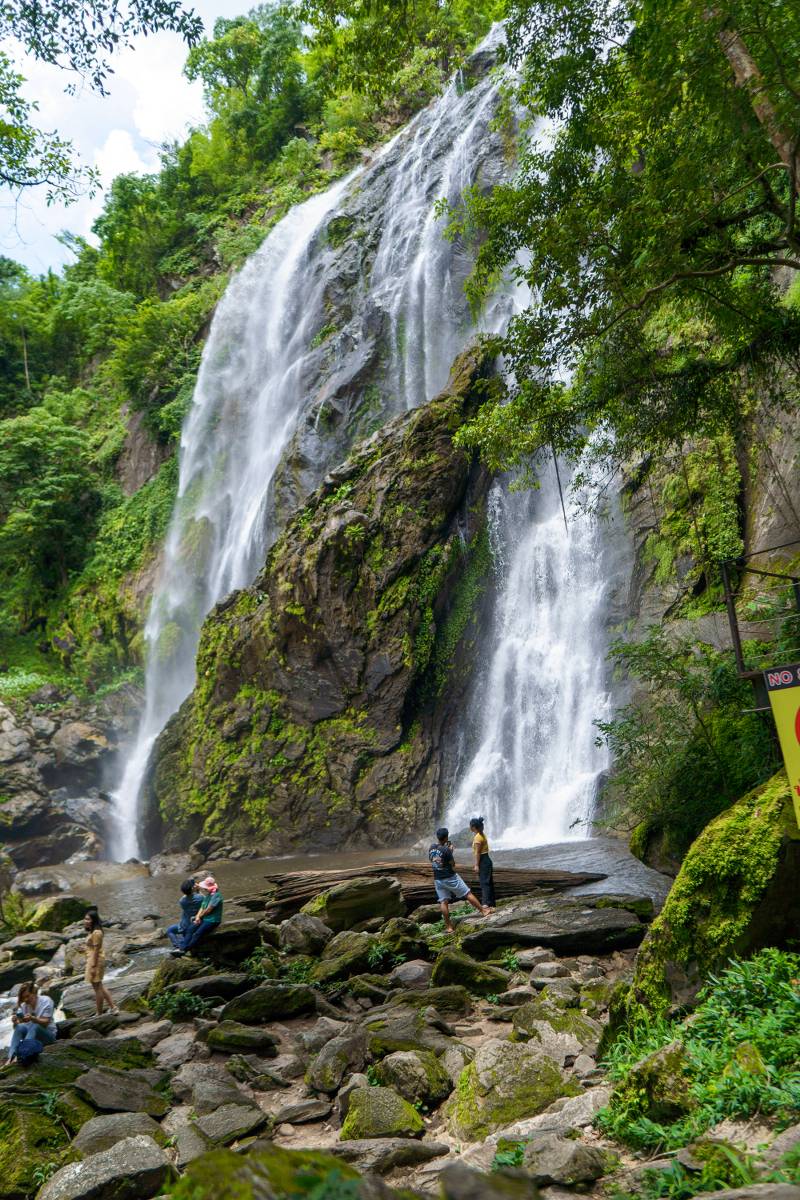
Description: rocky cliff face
xmin=0 ymin=686 xmax=140 ymax=869
xmin=143 ymin=348 xmax=496 ymax=853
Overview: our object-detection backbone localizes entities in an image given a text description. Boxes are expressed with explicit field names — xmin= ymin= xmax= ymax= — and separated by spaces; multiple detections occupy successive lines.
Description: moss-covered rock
xmin=143 ymin=347 xmax=496 ymax=853
xmin=626 ymin=773 xmax=800 ymax=1015
xmin=219 ymin=982 xmax=316 ymax=1024
xmin=169 ymin=1144 xmax=366 ymax=1200
xmin=310 ymin=929 xmax=375 ymax=984
xmin=511 ymin=1001 xmax=602 ymax=1054
xmin=24 ymin=895 xmax=88 ymax=932
xmin=431 ymin=948 xmax=509 ymax=996
xmin=0 ymin=1104 xmax=73 ymax=1199
xmin=607 ymin=1041 xmax=693 ymax=1123
xmin=377 ymin=916 xmax=428 ymax=960
xmin=340 ymin=1086 xmax=425 ymax=1140
xmin=444 ymin=1037 xmax=576 ymax=1140
xmin=205 ymin=1021 xmax=279 ymax=1055
xmin=374 ymin=1049 xmax=453 ymax=1108
xmin=302 ymin=876 xmax=404 ymax=932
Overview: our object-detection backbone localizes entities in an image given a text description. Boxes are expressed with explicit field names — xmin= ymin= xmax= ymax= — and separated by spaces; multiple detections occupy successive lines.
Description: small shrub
xmin=597 ymin=949 xmax=800 ymax=1151
xmin=501 ymin=948 xmax=520 ymax=972
xmin=491 ymin=1141 xmax=525 ymax=1171
xmin=149 ymin=989 xmax=213 ymax=1021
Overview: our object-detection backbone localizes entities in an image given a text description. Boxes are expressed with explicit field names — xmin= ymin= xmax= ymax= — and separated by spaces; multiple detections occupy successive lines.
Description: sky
xmin=0 ymin=0 xmax=238 ymax=275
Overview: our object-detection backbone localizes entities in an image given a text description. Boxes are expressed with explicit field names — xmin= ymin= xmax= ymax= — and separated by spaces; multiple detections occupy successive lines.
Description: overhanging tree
xmin=451 ymin=0 xmax=800 ymax=472
xmin=0 ymin=0 xmax=203 ymax=201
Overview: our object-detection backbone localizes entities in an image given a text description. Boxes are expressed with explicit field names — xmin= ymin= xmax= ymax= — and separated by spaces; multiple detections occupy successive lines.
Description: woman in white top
xmin=5 ymin=981 xmax=56 ymax=1064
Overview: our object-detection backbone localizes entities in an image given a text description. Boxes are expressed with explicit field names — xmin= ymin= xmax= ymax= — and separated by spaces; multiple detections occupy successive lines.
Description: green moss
xmin=445 ymin=1048 xmax=575 ymax=1140
xmin=340 ymin=1086 xmax=424 ymax=1139
xmin=171 ymin=1145 xmax=363 ymax=1200
xmin=0 ymin=1103 xmax=71 ymax=1197
xmin=629 ymin=772 xmax=798 ymax=1015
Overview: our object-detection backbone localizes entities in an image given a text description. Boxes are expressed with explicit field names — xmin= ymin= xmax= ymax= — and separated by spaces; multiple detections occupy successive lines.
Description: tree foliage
xmin=595 ymin=629 xmax=777 ymax=856
xmin=0 ymin=0 xmax=202 ymax=202
xmin=453 ymin=0 xmax=800 ymax=472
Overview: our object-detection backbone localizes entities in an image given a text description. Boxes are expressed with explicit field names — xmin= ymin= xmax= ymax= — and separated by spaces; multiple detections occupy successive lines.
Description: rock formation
xmin=143 ymin=347 xmax=496 ymax=853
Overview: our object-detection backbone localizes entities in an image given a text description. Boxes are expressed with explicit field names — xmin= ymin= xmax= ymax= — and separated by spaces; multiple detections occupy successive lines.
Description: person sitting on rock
xmin=174 ymin=875 xmax=223 ymax=956
xmin=166 ymin=878 xmax=202 ymax=950
xmin=5 ymin=981 xmax=57 ymax=1064
xmin=428 ymin=826 xmax=489 ymax=934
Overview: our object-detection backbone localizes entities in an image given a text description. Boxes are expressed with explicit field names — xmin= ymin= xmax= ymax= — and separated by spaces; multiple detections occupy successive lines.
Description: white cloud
xmin=96 ymin=128 xmax=157 ymax=183
xmin=0 ymin=1 xmax=233 ymax=273
xmin=115 ymin=35 xmax=206 ymax=146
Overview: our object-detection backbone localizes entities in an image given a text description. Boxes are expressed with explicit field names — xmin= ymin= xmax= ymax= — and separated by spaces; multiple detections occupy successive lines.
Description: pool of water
xmin=82 ymin=836 xmax=672 ymax=926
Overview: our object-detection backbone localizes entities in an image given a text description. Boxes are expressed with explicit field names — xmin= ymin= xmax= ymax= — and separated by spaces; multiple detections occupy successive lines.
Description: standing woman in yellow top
xmin=470 ymin=816 xmax=495 ymax=911
xmin=84 ymin=909 xmax=116 ymax=1016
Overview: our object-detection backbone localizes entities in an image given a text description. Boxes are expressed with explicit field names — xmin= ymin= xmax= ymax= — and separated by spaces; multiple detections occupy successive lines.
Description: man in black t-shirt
xmin=428 ymin=826 xmax=489 ymax=933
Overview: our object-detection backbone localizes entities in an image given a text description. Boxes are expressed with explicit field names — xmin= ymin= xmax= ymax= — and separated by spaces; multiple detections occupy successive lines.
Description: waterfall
xmin=445 ymin=459 xmax=616 ymax=847
xmin=109 ymin=31 xmax=514 ymax=860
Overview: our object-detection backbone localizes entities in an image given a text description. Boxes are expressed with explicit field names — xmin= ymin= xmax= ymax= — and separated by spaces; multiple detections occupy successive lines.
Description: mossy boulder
xmin=362 ymin=1002 xmax=455 ymax=1057
xmin=303 ymin=877 xmax=405 ymax=932
xmin=377 ymin=917 xmax=428 ymax=960
xmin=205 ymin=1021 xmax=279 ymax=1055
xmin=511 ymin=1001 xmax=602 ymax=1060
xmin=373 ymin=1048 xmax=453 ymax=1107
xmin=146 ymin=955 xmax=209 ymax=999
xmin=340 ymin=1086 xmax=424 ymax=1140
xmin=143 ymin=347 xmax=495 ymax=853
xmin=627 ymin=773 xmax=800 ymax=1015
xmin=24 ymin=895 xmax=89 ymax=932
xmin=0 ymin=1104 xmax=73 ymax=1199
xmin=220 ymin=982 xmax=316 ymax=1024
xmin=607 ymin=1041 xmax=692 ymax=1123
xmin=306 ymin=1026 xmax=368 ymax=1094
xmin=311 ymin=930 xmax=375 ymax=984
xmin=444 ymin=1037 xmax=575 ymax=1140
xmin=431 ymin=948 xmax=510 ymax=996
xmin=170 ymin=1144 xmax=366 ymax=1200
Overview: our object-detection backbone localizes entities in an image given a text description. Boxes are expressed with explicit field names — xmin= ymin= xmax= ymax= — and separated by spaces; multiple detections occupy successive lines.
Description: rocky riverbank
xmin=0 ymin=794 xmax=797 ymax=1200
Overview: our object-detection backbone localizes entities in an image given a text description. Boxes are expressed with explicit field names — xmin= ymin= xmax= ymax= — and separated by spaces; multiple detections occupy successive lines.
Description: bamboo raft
xmin=254 ymin=863 xmax=606 ymax=922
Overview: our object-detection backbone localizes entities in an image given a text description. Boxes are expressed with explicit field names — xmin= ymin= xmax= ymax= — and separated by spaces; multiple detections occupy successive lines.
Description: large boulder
xmin=306 ymin=1025 xmax=369 ymax=1094
xmin=512 ymin=1002 xmax=603 ymax=1061
xmin=439 ymin=1161 xmax=538 ymax=1200
xmin=62 ymin=970 xmax=156 ymax=1019
xmin=279 ymin=912 xmax=333 ymax=955
xmin=2 ymin=929 xmax=65 ymax=959
xmin=25 ymin=895 xmax=89 ymax=932
xmin=174 ymin=1143 xmax=367 ymax=1195
xmin=219 ymin=982 xmax=316 ymax=1024
xmin=362 ymin=1001 xmax=456 ymax=1057
xmin=194 ymin=1103 xmax=269 ymax=1145
xmin=311 ymin=930 xmax=375 ymax=984
xmin=205 ymin=1021 xmax=279 ymax=1055
xmin=302 ymin=877 xmax=404 ymax=933
xmin=38 ymin=1135 xmax=172 ymax=1200
xmin=333 ymin=1138 xmax=450 ymax=1175
xmin=626 ymin=774 xmax=800 ymax=1015
xmin=522 ymin=1132 xmax=608 ymax=1185
xmin=193 ymin=917 xmax=262 ymax=967
xmin=143 ymin=348 xmax=496 ymax=854
xmin=75 ymin=1067 xmax=169 ymax=1117
xmin=431 ymin=948 xmax=509 ymax=996
xmin=340 ymin=1086 xmax=425 ymax=1139
xmin=607 ymin=1041 xmax=693 ymax=1124
xmin=373 ymin=1048 xmax=453 ymax=1107
xmin=71 ymin=1112 xmax=167 ymax=1157
xmin=444 ymin=1037 xmax=575 ymax=1140
xmin=460 ymin=894 xmax=646 ymax=957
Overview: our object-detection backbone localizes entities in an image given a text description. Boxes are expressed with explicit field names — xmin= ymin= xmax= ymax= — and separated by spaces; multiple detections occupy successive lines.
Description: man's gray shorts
xmin=434 ymin=874 xmax=470 ymax=902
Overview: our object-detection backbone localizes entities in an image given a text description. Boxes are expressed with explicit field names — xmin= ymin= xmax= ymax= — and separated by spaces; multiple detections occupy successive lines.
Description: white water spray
xmin=110 ymin=37 xmax=514 ymax=859
xmin=446 ymin=461 xmax=615 ymax=847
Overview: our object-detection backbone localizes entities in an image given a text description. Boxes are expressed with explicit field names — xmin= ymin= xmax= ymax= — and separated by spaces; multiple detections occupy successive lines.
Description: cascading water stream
xmin=445 ymin=460 xmax=616 ymax=846
xmin=110 ymin=30 xmax=514 ymax=859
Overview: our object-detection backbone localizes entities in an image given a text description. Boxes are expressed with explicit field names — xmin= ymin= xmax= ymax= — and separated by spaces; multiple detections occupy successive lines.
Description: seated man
xmin=174 ymin=876 xmax=223 ymax=955
xmin=428 ymin=826 xmax=489 ymax=934
xmin=6 ymin=982 xmax=56 ymax=1064
xmin=166 ymin=878 xmax=201 ymax=950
